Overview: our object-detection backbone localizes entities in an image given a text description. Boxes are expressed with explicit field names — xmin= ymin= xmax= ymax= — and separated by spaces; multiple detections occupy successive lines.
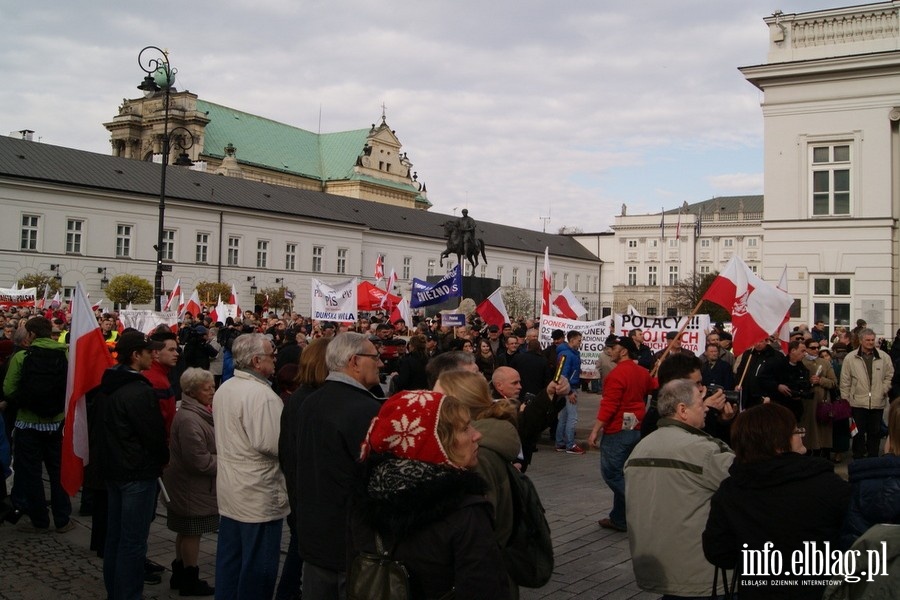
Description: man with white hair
xmin=295 ymin=332 xmax=383 ymax=598
xmin=213 ymin=333 xmax=288 ymax=600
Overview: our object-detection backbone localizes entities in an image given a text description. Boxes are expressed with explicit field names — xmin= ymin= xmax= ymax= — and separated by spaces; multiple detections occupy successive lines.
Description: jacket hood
xmin=30 ymin=337 xmax=68 ymax=352
xmin=728 ymin=453 xmax=836 ymax=489
xmin=99 ymin=364 xmax=149 ymax=394
xmin=356 ymin=457 xmax=488 ymax=539
xmin=473 ymin=417 xmax=520 ymax=461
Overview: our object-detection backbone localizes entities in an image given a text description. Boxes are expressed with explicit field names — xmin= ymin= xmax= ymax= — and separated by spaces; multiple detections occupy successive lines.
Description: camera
xmin=705 ymin=383 xmax=741 ymax=406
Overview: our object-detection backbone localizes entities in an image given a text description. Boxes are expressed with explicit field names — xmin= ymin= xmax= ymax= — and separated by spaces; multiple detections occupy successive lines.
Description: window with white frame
xmin=649 ymin=239 xmax=658 ymax=249
xmin=337 ymin=248 xmax=348 ymax=274
xmin=466 ymin=263 xmax=473 ymax=276
xmin=627 ymin=266 xmax=637 ymax=286
xmin=512 ymin=268 xmax=519 ymax=286
xmin=574 ymin=274 xmax=580 ymax=292
xmin=812 ymin=276 xmax=851 ymax=339
xmin=747 ymin=237 xmax=758 ymax=248
xmin=668 ymin=238 xmax=678 ymax=248
xmin=723 ymin=238 xmax=734 ymax=248
xmin=811 ymin=144 xmax=850 ymax=216
xmin=668 ymin=265 xmax=679 ymax=285
xmin=196 ymin=233 xmax=209 ymax=263
xmin=116 ymin=224 xmax=132 ymax=258
xmin=700 ymin=239 xmax=710 ymax=248
xmin=648 ymin=265 xmax=657 ymax=286
xmin=527 ymin=269 xmax=533 ymax=286
xmin=66 ymin=219 xmax=83 ymax=254
xmin=312 ymin=246 xmax=323 ymax=272
xmin=162 ymin=229 xmax=175 ymax=261
xmin=21 ymin=215 xmax=39 ymax=251
xmin=402 ymin=256 xmax=411 ymax=279
xmin=563 ymin=273 xmax=568 ymax=288
xmin=481 ymin=265 xmax=486 ymax=278
xmin=592 ymin=276 xmax=598 ymax=293
xmin=497 ymin=266 xmax=503 ymax=285
xmin=700 ymin=265 xmax=711 ymax=275
xmin=427 ymin=259 xmax=435 ymax=277
xmin=627 ymin=239 xmax=637 ymax=248
xmin=749 ymin=264 xmax=758 ymax=274
xmin=257 ymin=240 xmax=269 ymax=268
xmin=285 ymin=243 xmax=297 ymax=270
xmin=227 ymin=237 xmax=240 ymax=266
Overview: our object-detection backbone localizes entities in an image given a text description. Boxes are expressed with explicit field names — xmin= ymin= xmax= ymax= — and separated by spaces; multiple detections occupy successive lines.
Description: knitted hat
xmin=360 ymin=390 xmax=453 ymax=466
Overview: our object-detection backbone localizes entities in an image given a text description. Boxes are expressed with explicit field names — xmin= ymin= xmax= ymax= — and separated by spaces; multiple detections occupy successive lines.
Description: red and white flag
xmin=163 ymin=278 xmax=181 ymax=311
xmin=552 ymin=287 xmax=587 ymax=320
xmin=390 ymin=297 xmax=412 ymax=327
xmin=540 ymin=247 xmax=552 ymax=316
xmin=702 ymin=255 xmax=794 ymax=356
xmin=50 ymin=291 xmax=61 ymax=310
xmin=209 ymin=295 xmax=223 ymax=322
xmin=61 ymin=281 xmax=115 ymax=497
xmin=38 ymin=284 xmax=51 ymax=310
xmin=476 ymin=287 xmax=510 ymax=329
xmin=374 ymin=255 xmax=385 ymax=282
xmin=183 ymin=289 xmax=202 ymax=318
xmin=380 ymin=269 xmax=397 ymax=308
xmin=229 ymin=284 xmax=240 ymax=316
xmin=776 ymin=266 xmax=792 ymax=353
xmin=263 ymin=293 xmax=270 ymax=312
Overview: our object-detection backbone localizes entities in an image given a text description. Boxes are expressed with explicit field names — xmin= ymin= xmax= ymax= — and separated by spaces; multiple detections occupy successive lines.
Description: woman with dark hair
xmin=275 ymin=338 xmax=330 ymax=600
xmin=349 ymin=390 xmax=510 ymax=599
xmin=475 ymin=338 xmax=495 ymax=380
xmin=703 ymin=403 xmax=850 ymax=599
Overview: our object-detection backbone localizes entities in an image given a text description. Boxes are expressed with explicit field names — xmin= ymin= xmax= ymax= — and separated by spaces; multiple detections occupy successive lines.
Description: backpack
xmin=17 ymin=345 xmax=68 ymax=418
xmin=502 ymin=462 xmax=554 ymax=588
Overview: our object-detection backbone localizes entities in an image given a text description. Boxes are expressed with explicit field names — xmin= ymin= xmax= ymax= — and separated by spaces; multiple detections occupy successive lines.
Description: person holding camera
xmin=758 ymin=339 xmax=812 ymax=422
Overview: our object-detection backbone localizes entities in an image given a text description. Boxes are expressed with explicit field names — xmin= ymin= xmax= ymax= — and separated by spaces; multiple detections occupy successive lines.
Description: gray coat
xmin=163 ymin=394 xmax=218 ymax=518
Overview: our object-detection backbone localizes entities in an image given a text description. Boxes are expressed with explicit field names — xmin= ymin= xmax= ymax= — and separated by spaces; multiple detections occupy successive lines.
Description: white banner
xmin=0 ymin=286 xmax=37 ymax=307
xmin=311 ymin=278 xmax=358 ymax=322
xmin=539 ymin=315 xmax=612 ymax=378
xmin=119 ymin=309 xmax=178 ymax=334
xmin=612 ymin=312 xmax=711 ymax=356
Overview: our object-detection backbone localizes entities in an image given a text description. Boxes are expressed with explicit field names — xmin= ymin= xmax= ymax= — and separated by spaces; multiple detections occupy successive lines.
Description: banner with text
xmin=612 ymin=313 xmax=710 ymax=356
xmin=0 ymin=287 xmax=37 ymax=308
xmin=539 ymin=315 xmax=612 ymax=378
xmin=410 ymin=265 xmax=462 ymax=308
xmin=311 ymin=278 xmax=358 ymax=322
xmin=119 ymin=309 xmax=178 ymax=334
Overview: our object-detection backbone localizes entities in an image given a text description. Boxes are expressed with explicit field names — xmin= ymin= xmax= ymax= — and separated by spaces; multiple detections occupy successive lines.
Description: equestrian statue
xmin=440 ymin=209 xmax=487 ymax=270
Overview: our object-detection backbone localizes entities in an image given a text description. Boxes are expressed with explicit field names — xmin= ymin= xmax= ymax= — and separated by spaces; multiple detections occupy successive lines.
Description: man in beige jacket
xmin=840 ymin=328 xmax=894 ymax=459
xmin=213 ymin=333 xmax=289 ymax=599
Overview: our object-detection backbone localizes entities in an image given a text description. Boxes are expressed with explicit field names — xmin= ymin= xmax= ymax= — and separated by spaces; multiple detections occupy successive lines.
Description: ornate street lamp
xmin=97 ymin=267 xmax=109 ymax=290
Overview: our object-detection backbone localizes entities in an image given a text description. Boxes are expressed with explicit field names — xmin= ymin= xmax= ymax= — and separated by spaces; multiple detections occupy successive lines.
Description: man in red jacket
xmin=142 ymin=330 xmax=179 ymax=436
xmin=587 ymin=334 xmax=656 ymax=532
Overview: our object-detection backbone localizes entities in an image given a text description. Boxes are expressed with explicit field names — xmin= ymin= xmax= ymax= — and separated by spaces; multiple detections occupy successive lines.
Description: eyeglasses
xmin=355 ymin=353 xmax=381 ymax=360
xmin=793 ymin=428 xmax=806 ymax=437
xmin=808 ymin=345 xmax=819 ymax=350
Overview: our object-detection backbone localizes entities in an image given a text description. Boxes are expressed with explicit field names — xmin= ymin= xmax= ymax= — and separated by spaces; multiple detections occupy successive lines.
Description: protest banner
xmin=613 ymin=312 xmax=710 ymax=356
xmin=539 ymin=315 xmax=612 ymax=378
xmin=119 ymin=309 xmax=179 ymax=334
xmin=410 ymin=265 xmax=462 ymax=308
xmin=311 ymin=278 xmax=358 ymax=322
xmin=0 ymin=286 xmax=37 ymax=307
xmin=440 ymin=312 xmax=466 ymax=327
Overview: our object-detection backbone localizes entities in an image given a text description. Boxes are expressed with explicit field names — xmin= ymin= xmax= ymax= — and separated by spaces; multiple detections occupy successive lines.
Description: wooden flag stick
xmin=649 ymin=297 xmax=706 ymax=378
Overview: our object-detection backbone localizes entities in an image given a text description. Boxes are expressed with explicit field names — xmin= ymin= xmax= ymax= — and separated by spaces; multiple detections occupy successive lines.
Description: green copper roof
xmin=197 ymin=100 xmax=370 ymax=181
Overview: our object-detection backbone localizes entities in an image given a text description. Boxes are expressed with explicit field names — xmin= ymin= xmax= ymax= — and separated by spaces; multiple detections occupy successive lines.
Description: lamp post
xmin=97 ymin=267 xmax=109 ymax=290
xmin=137 ymin=46 xmax=194 ymax=310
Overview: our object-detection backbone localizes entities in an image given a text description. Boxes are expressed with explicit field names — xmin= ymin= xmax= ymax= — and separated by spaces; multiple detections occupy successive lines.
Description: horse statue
xmin=439 ymin=220 xmax=487 ymax=270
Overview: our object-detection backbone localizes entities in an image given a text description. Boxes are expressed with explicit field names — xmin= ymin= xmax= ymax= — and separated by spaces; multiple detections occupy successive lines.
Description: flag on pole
xmin=50 ymin=291 xmax=61 ymax=310
xmin=163 ymin=278 xmax=181 ymax=311
xmin=374 ymin=255 xmax=384 ymax=282
xmin=476 ymin=288 xmax=511 ymax=329
xmin=210 ymin=295 xmax=224 ymax=323
xmin=660 ymin=208 xmax=665 ymax=240
xmin=380 ymin=269 xmax=397 ymax=308
xmin=390 ymin=297 xmax=412 ymax=327
xmin=229 ymin=284 xmax=240 ymax=316
xmin=552 ymin=287 xmax=588 ymax=320
xmin=38 ymin=284 xmax=51 ymax=310
xmin=263 ymin=293 xmax=270 ymax=312
xmin=183 ymin=289 xmax=202 ymax=318
xmin=701 ymin=256 xmax=794 ymax=356
xmin=61 ymin=281 xmax=115 ymax=497
xmin=675 ymin=207 xmax=682 ymax=240
xmin=776 ymin=266 xmax=792 ymax=353
xmin=540 ymin=247 xmax=552 ymax=316
xmin=695 ymin=207 xmax=703 ymax=237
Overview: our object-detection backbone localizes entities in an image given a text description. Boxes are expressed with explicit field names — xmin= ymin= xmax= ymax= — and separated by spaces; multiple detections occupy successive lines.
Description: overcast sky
xmin=2 ymin=0 xmax=844 ymax=233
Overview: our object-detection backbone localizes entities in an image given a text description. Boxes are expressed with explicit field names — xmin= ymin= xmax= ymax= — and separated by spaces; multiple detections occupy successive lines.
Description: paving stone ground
xmin=0 ymin=392 xmax=849 ymax=599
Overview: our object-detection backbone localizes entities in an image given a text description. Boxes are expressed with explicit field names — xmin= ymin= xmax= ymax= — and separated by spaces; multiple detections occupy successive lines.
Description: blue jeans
xmin=104 ymin=479 xmax=158 ymax=600
xmin=216 ymin=515 xmax=283 ymax=600
xmin=555 ymin=396 xmax=578 ymax=448
xmin=599 ymin=429 xmax=641 ymax=528
xmin=12 ymin=426 xmax=71 ymax=529
xmin=301 ymin=562 xmax=347 ymax=600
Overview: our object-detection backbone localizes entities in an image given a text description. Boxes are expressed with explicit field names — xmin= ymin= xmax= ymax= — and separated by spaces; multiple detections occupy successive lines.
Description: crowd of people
xmin=1 ymin=304 xmax=899 ymax=599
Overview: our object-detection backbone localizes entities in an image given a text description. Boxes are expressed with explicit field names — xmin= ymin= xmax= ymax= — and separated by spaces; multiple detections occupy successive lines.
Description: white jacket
xmin=839 ymin=348 xmax=894 ymax=411
xmin=213 ymin=369 xmax=289 ymax=523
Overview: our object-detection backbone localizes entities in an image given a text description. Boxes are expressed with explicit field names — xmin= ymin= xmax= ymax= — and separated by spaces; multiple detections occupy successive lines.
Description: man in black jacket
xmin=295 ymin=332 xmax=382 ymax=597
xmin=95 ymin=331 xmax=167 ymax=600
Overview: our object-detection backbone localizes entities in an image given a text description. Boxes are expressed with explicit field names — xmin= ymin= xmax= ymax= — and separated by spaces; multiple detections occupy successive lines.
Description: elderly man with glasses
xmin=213 ymin=333 xmax=289 ymax=600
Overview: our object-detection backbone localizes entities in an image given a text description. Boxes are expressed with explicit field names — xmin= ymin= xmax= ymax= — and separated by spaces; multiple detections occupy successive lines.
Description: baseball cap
xmin=116 ymin=331 xmax=165 ymax=357
xmin=612 ymin=335 xmax=638 ymax=354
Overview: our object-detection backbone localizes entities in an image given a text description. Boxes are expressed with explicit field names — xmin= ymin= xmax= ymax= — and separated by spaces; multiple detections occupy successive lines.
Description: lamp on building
xmin=50 ymin=264 xmax=62 ymax=283
xmin=275 ymin=278 xmax=283 ymax=284
xmin=97 ymin=267 xmax=109 ymax=290
xmin=247 ymin=276 xmax=257 ymax=296
xmin=137 ymin=46 xmax=195 ymax=310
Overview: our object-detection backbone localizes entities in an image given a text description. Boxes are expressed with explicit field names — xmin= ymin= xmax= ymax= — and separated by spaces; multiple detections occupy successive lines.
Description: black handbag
xmin=347 ymin=534 xmax=411 ymax=600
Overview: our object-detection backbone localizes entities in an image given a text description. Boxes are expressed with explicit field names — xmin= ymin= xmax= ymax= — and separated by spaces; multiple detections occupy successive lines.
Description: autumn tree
xmin=669 ymin=271 xmax=730 ymax=323
xmin=16 ymin=273 xmax=61 ymax=295
xmin=502 ymin=285 xmax=534 ymax=320
xmin=255 ymin=287 xmax=293 ymax=313
xmin=195 ymin=281 xmax=231 ymax=305
xmin=105 ymin=274 xmax=153 ymax=306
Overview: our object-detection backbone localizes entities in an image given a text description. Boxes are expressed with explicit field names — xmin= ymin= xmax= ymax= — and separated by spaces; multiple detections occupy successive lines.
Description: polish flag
xmin=61 ymin=281 xmax=115 ymax=497
xmin=702 ymin=256 xmax=794 ymax=356
xmin=540 ymin=247 xmax=552 ymax=316
xmin=776 ymin=266 xmax=792 ymax=353
xmin=476 ymin=288 xmax=510 ymax=329
xmin=381 ymin=269 xmax=397 ymax=308
xmin=209 ymin=295 xmax=224 ymax=322
xmin=552 ymin=287 xmax=587 ymax=320
xmin=163 ymin=278 xmax=181 ymax=311
xmin=50 ymin=291 xmax=61 ymax=310
xmin=229 ymin=284 xmax=240 ymax=316
xmin=390 ymin=297 xmax=412 ymax=327
xmin=263 ymin=293 xmax=270 ymax=312
xmin=375 ymin=255 xmax=384 ymax=282
xmin=38 ymin=284 xmax=51 ymax=310
xmin=183 ymin=289 xmax=202 ymax=318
